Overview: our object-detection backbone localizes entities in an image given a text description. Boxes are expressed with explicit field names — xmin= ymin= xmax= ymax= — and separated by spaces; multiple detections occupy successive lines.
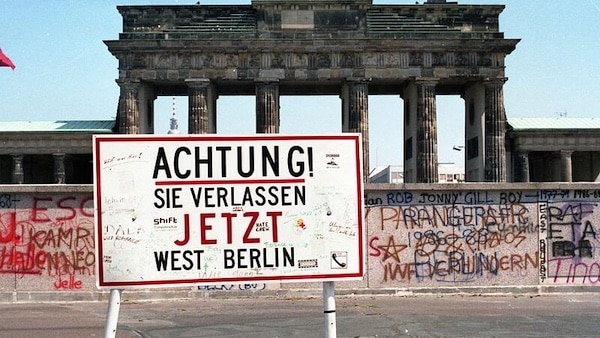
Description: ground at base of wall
xmin=2 ymin=285 xmax=600 ymax=304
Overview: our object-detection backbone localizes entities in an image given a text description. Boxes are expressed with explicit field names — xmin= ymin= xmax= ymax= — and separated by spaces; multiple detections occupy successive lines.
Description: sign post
xmin=94 ymin=134 xmax=364 ymax=336
xmin=103 ymin=289 xmax=122 ymax=338
xmin=323 ymin=281 xmax=337 ymax=338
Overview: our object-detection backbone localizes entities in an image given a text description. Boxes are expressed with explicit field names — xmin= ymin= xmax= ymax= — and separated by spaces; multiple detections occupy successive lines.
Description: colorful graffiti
xmin=365 ymin=193 xmax=539 ymax=286
xmin=3 ymin=187 xmax=600 ymax=297
xmin=365 ymin=189 xmax=600 ymax=287
xmin=0 ymin=193 xmax=95 ymax=290
xmin=543 ymin=190 xmax=600 ymax=284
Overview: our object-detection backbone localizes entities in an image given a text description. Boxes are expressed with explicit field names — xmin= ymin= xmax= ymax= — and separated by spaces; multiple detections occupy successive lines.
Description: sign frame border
xmin=94 ymin=133 xmax=364 ymax=288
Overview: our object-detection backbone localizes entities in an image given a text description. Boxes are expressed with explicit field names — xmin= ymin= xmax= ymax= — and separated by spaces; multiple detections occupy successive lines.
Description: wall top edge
xmin=1 ymin=183 xmax=599 ymax=195
xmin=0 ymin=184 xmax=94 ymax=193
xmin=365 ymin=182 xmax=600 ymax=191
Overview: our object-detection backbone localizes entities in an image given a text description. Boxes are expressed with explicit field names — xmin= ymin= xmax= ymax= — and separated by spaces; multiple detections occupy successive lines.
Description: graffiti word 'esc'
xmin=31 ymin=196 xmax=93 ymax=222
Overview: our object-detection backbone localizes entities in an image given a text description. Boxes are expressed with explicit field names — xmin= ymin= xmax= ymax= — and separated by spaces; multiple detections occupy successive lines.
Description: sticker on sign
xmin=93 ymin=134 xmax=364 ymax=288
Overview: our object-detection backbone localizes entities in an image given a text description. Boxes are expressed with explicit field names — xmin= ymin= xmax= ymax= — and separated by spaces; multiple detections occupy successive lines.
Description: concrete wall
xmin=0 ymin=186 xmax=96 ymax=302
xmin=366 ymin=183 xmax=600 ymax=290
xmin=2 ymin=183 xmax=599 ymax=302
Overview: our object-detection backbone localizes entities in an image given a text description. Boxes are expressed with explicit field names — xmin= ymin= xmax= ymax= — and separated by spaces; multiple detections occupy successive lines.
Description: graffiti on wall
xmin=541 ymin=189 xmax=600 ymax=285
xmin=366 ymin=189 xmax=600 ymax=287
xmin=0 ymin=193 xmax=95 ymax=290
xmin=197 ymin=283 xmax=267 ymax=291
xmin=2 ymin=188 xmax=600 ymax=294
xmin=365 ymin=190 xmax=539 ymax=287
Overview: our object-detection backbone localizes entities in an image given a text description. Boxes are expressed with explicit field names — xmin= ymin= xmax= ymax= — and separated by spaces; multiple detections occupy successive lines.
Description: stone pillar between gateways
xmin=416 ymin=79 xmax=438 ymax=183
xmin=402 ymin=84 xmax=416 ymax=183
xmin=116 ymin=80 xmax=141 ymax=134
xmin=255 ymin=79 xmax=280 ymax=133
xmin=561 ymin=150 xmax=573 ymax=182
xmin=341 ymin=78 xmax=369 ymax=183
xmin=484 ymin=79 xmax=507 ymax=182
xmin=53 ymin=153 xmax=66 ymax=184
xmin=11 ymin=154 xmax=23 ymax=184
xmin=462 ymin=84 xmax=485 ymax=182
xmin=187 ymin=79 xmax=217 ymax=134
xmin=138 ymin=84 xmax=155 ymax=134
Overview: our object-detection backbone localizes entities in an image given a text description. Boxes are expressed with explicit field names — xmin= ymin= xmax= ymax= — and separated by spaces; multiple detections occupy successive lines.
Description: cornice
xmin=0 ymin=134 xmax=92 ymax=155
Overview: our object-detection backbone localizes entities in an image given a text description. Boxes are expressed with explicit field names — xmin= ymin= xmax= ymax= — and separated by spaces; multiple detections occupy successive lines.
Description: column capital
xmin=483 ymin=77 xmax=508 ymax=86
xmin=116 ymin=78 xmax=141 ymax=87
xmin=345 ymin=77 xmax=371 ymax=84
xmin=254 ymin=77 xmax=280 ymax=84
xmin=412 ymin=77 xmax=439 ymax=86
xmin=185 ymin=78 xmax=212 ymax=88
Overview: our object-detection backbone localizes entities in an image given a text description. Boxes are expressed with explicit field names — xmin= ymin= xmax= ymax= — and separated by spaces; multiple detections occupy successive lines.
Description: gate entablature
xmin=107 ymin=2 xmax=515 ymax=86
xmin=105 ymin=0 xmax=519 ymax=183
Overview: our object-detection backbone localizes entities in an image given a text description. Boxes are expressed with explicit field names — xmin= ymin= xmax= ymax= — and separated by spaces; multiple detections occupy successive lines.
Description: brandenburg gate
xmin=105 ymin=0 xmax=518 ymax=183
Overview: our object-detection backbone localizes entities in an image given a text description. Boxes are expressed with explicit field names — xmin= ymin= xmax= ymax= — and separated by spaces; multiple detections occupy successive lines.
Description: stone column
xmin=187 ymin=79 xmax=215 ymax=134
xmin=342 ymin=78 xmax=369 ymax=183
xmin=561 ymin=150 xmax=573 ymax=182
xmin=116 ymin=80 xmax=141 ymax=134
xmin=517 ymin=151 xmax=530 ymax=182
xmin=11 ymin=154 xmax=23 ymax=184
xmin=53 ymin=153 xmax=66 ymax=184
xmin=255 ymin=79 xmax=280 ymax=133
xmin=551 ymin=153 xmax=562 ymax=182
xmin=416 ymin=79 xmax=438 ymax=183
xmin=484 ymin=79 xmax=507 ymax=182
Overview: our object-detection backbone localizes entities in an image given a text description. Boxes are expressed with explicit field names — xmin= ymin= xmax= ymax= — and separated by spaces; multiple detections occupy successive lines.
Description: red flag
xmin=0 ymin=49 xmax=16 ymax=70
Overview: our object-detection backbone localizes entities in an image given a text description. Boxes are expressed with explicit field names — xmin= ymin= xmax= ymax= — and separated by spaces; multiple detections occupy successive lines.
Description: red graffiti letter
xmin=32 ymin=197 xmax=52 ymax=222
xmin=57 ymin=197 xmax=77 ymax=221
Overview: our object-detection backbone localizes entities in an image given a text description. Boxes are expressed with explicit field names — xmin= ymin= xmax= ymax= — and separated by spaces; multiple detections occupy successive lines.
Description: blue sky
xmin=1 ymin=0 xmax=600 ymax=169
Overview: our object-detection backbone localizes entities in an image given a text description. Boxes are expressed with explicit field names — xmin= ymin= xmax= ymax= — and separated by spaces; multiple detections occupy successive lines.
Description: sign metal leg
xmin=103 ymin=289 xmax=123 ymax=338
xmin=323 ymin=281 xmax=337 ymax=338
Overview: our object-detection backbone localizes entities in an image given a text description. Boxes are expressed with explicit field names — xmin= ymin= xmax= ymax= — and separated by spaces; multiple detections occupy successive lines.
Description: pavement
xmin=1 ymin=293 xmax=600 ymax=338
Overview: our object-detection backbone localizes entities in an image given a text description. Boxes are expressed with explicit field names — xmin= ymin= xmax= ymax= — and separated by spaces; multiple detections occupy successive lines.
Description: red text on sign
xmin=174 ymin=211 xmax=282 ymax=246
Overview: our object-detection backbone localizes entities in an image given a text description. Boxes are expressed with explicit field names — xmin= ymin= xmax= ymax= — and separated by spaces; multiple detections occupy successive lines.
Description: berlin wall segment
xmin=365 ymin=185 xmax=600 ymax=287
xmin=3 ymin=183 xmax=600 ymax=301
xmin=0 ymin=189 xmax=95 ymax=293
